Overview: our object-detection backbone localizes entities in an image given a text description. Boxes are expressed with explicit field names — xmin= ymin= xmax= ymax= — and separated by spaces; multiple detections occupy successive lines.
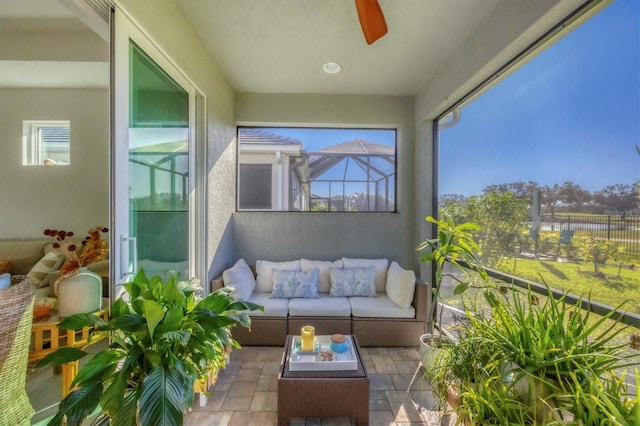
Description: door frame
xmin=110 ymin=4 xmax=206 ymax=299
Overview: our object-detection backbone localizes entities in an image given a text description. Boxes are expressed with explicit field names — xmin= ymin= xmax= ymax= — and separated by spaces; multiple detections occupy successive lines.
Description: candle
xmin=301 ymin=325 xmax=315 ymax=352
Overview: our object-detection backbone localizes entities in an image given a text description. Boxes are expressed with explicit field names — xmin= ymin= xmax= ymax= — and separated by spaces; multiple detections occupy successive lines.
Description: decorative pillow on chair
xmin=27 ymin=252 xmax=64 ymax=288
xmin=386 ymin=261 xmax=416 ymax=308
xmin=271 ymin=269 xmax=319 ymax=299
xmin=342 ymin=258 xmax=389 ymax=292
xmin=222 ymin=258 xmax=256 ymax=301
xmin=329 ymin=266 xmax=377 ymax=297
xmin=255 ymin=260 xmax=301 ymax=293
xmin=0 ymin=260 xmax=10 ymax=274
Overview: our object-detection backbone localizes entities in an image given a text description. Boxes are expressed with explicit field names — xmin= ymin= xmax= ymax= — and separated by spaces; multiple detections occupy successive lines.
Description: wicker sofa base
xmin=233 ymin=315 xmax=425 ymax=347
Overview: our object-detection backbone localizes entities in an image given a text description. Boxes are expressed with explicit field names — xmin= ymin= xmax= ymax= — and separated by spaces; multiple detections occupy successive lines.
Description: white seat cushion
xmin=245 ymin=292 xmax=289 ymax=317
xmin=288 ymin=293 xmax=351 ymax=317
xmin=349 ymin=293 xmax=415 ymax=319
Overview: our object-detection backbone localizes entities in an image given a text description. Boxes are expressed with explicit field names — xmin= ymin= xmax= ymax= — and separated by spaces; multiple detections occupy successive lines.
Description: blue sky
xmin=439 ymin=0 xmax=639 ymax=196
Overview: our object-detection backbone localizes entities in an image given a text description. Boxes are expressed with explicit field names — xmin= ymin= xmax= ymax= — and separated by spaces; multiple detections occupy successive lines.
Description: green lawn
xmin=499 ymin=257 xmax=640 ymax=314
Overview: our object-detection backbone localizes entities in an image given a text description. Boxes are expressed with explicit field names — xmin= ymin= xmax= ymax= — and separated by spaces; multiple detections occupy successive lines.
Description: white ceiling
xmin=175 ymin=0 xmax=503 ymax=96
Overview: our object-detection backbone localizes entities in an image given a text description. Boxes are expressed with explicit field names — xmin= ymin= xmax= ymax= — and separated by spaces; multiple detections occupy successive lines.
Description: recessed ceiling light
xmin=322 ymin=62 xmax=341 ymax=74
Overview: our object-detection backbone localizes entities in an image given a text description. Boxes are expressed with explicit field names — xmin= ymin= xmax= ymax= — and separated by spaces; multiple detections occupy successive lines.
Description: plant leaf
xmin=36 ymin=347 xmax=87 ymax=368
xmin=71 ymin=349 xmax=122 ymax=388
xmin=58 ymin=313 xmax=108 ymax=330
xmin=54 ymin=381 xmax=103 ymax=426
xmin=142 ymin=299 xmax=165 ymax=341
xmin=112 ymin=314 xmax=147 ymax=333
xmin=453 ymin=282 xmax=470 ymax=295
xmin=139 ymin=365 xmax=190 ymax=426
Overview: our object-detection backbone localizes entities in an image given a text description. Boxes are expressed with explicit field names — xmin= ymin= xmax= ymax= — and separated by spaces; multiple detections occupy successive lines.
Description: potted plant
xmin=37 ymin=268 xmax=262 ymax=425
xmin=416 ymin=213 xmax=489 ymax=358
xmin=443 ymin=285 xmax=639 ymax=423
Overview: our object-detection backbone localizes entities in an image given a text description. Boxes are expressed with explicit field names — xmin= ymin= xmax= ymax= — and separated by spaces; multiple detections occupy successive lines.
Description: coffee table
xmin=277 ymin=335 xmax=369 ymax=425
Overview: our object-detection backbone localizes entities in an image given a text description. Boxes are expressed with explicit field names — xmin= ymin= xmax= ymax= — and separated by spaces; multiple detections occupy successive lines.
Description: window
xmin=437 ymin=0 xmax=639 ymax=313
xmin=22 ymin=120 xmax=71 ymax=165
xmin=237 ymin=127 xmax=397 ymax=212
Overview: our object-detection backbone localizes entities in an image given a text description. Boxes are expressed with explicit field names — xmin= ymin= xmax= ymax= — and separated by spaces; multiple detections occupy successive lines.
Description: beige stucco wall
xmin=117 ymin=0 xmax=237 ymax=280
xmin=0 ymin=88 xmax=109 ymax=239
xmin=234 ymin=93 xmax=419 ymax=270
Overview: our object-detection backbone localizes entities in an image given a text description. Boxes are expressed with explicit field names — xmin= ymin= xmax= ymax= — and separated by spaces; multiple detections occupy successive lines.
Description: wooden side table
xmin=29 ymin=300 xmax=109 ymax=396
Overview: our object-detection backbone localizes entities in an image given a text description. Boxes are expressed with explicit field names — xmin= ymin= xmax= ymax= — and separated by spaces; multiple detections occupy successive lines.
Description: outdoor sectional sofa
xmin=211 ymin=258 xmax=428 ymax=347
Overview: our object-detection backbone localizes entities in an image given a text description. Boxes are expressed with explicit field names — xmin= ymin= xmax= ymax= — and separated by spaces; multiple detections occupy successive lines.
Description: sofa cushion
xmin=342 ymin=258 xmax=389 ymax=292
xmin=385 ymin=261 xmax=416 ymax=308
xmin=27 ymin=252 xmax=64 ymax=288
xmin=255 ymin=259 xmax=301 ymax=293
xmin=271 ymin=269 xmax=319 ymax=299
xmin=349 ymin=294 xmax=416 ymax=319
xmin=244 ymin=292 xmax=289 ymax=317
xmin=300 ymin=259 xmax=342 ymax=293
xmin=0 ymin=239 xmax=47 ymax=275
xmin=329 ymin=266 xmax=377 ymax=297
xmin=222 ymin=258 xmax=256 ymax=301
xmin=289 ymin=293 xmax=351 ymax=316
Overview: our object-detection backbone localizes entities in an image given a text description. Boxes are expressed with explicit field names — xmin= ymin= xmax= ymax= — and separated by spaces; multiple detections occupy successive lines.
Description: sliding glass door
xmin=113 ymin=6 xmax=200 ymax=293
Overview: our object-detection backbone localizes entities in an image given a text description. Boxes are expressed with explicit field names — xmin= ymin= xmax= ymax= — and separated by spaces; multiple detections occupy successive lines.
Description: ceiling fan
xmin=355 ymin=0 xmax=388 ymax=45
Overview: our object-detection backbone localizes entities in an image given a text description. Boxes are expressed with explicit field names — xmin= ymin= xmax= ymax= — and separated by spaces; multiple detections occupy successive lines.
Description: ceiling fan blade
xmin=355 ymin=0 xmax=388 ymax=45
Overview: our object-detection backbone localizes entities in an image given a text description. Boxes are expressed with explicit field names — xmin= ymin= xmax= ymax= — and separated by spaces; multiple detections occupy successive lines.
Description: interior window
xmin=237 ymin=127 xmax=397 ymax=212
xmin=22 ymin=120 xmax=70 ymax=166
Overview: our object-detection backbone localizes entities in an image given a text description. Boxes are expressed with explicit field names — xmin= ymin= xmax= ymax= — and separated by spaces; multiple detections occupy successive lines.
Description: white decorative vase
xmin=56 ymin=267 xmax=102 ymax=317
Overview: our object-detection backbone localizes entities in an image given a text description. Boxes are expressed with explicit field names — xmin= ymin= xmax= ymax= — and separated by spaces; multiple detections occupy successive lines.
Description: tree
xmin=542 ymin=184 xmax=561 ymax=217
xmin=441 ymin=190 xmax=529 ymax=268
xmin=557 ymin=181 xmax=591 ymax=211
xmin=482 ymin=181 xmax=541 ymax=201
xmin=592 ymin=183 xmax=638 ymax=214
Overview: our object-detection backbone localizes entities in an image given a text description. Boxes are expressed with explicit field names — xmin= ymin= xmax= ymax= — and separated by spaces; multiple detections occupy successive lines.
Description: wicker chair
xmin=0 ymin=280 xmax=35 ymax=426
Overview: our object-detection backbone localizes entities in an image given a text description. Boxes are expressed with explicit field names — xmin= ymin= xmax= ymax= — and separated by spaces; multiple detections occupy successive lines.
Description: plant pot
xmin=55 ymin=267 xmax=102 ymax=317
xmin=420 ymin=332 xmax=448 ymax=365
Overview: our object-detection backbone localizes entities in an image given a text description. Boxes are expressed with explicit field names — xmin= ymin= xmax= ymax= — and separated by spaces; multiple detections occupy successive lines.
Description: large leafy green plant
xmin=38 ymin=269 xmax=262 ymax=426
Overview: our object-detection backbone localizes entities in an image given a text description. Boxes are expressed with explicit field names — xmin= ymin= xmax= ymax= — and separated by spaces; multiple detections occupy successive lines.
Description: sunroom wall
xmin=234 ymin=93 xmax=418 ymax=270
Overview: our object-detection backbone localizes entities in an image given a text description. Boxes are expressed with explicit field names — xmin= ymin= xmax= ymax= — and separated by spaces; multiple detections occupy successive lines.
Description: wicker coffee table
xmin=277 ymin=335 xmax=369 ymax=425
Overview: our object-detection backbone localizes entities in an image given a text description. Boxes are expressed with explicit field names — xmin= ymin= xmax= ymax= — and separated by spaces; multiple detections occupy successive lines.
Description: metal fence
xmin=540 ymin=214 xmax=640 ymax=260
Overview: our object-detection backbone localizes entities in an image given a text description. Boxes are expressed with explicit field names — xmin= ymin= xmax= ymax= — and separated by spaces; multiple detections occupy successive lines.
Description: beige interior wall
xmin=0 ymin=88 xmax=109 ymax=239
xmin=234 ymin=93 xmax=418 ymax=270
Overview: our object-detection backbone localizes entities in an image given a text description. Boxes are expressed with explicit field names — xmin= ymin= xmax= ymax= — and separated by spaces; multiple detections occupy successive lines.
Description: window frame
xmin=22 ymin=120 xmax=71 ymax=166
xmin=236 ymin=126 xmax=398 ymax=213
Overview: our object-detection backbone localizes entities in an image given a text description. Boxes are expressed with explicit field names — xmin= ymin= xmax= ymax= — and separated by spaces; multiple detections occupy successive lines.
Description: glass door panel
xmin=128 ymin=42 xmax=189 ymax=280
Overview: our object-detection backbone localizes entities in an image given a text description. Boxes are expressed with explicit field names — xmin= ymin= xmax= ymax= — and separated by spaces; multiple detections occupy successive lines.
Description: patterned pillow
xmin=27 ymin=252 xmax=64 ymax=288
xmin=329 ymin=266 xmax=377 ymax=297
xmin=271 ymin=269 xmax=319 ymax=299
xmin=0 ymin=260 xmax=10 ymax=274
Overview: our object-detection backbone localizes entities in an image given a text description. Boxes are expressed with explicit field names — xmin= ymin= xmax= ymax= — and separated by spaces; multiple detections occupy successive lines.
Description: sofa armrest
xmin=413 ymin=278 xmax=430 ymax=322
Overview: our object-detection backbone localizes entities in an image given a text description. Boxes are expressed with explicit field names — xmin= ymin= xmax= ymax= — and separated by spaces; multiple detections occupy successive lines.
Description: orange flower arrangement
xmin=44 ymin=226 xmax=109 ymax=275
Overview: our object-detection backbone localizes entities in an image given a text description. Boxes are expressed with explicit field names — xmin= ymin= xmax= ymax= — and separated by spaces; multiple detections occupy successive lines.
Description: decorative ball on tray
xmin=330 ymin=333 xmax=349 ymax=353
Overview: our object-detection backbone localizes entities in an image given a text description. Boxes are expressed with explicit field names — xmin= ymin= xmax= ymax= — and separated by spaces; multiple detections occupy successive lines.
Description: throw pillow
xmin=329 ymin=266 xmax=377 ymax=297
xmin=0 ymin=273 xmax=10 ymax=290
xmin=255 ymin=259 xmax=301 ymax=293
xmin=300 ymin=259 xmax=342 ymax=293
xmin=385 ymin=261 xmax=416 ymax=308
xmin=222 ymin=258 xmax=256 ymax=301
xmin=27 ymin=252 xmax=64 ymax=288
xmin=271 ymin=269 xmax=319 ymax=299
xmin=342 ymin=258 xmax=389 ymax=292
xmin=0 ymin=260 xmax=10 ymax=274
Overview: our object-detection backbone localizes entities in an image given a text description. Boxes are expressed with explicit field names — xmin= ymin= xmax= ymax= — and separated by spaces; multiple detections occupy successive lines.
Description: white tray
xmin=289 ymin=335 xmax=358 ymax=371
